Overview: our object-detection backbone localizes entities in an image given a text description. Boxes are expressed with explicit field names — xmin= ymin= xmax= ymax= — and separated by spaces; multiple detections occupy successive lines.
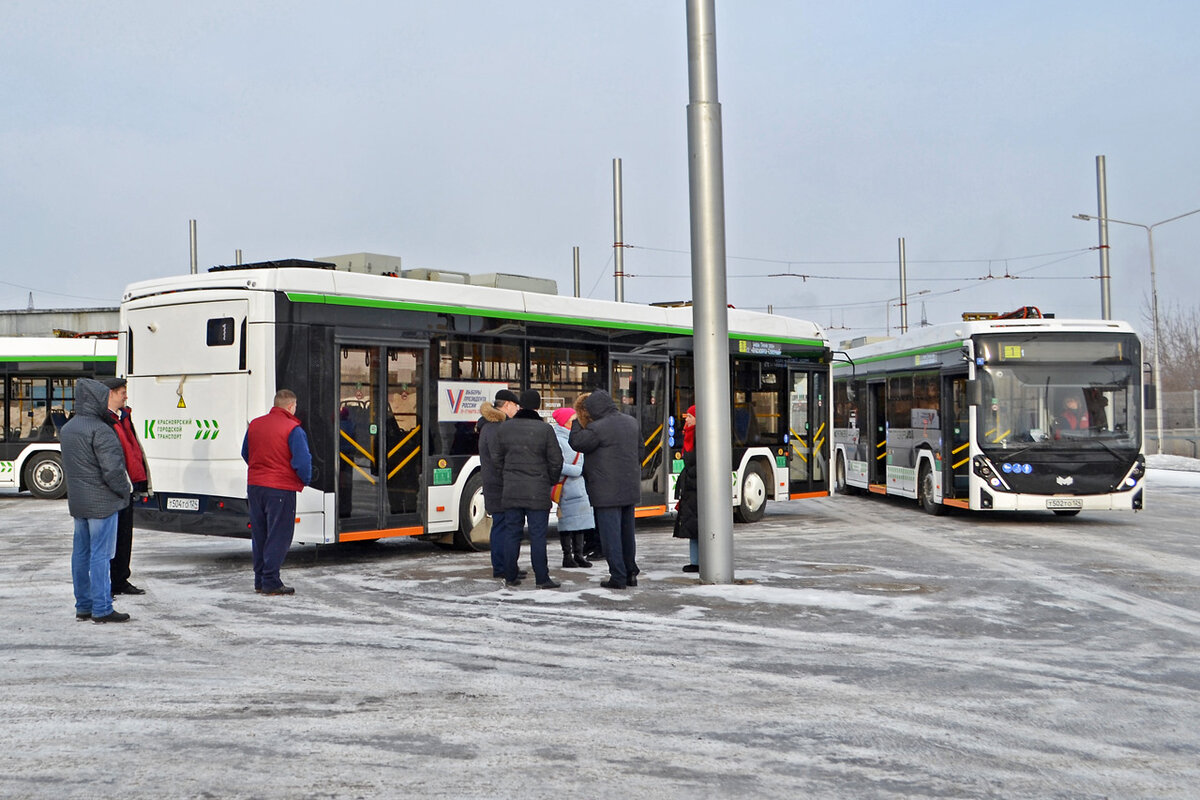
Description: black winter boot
xmin=572 ymin=533 xmax=592 ymax=568
xmin=560 ymin=533 xmax=577 ymax=568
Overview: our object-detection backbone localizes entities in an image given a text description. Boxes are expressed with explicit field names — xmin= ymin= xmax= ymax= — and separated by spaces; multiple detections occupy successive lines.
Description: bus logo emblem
xmin=1056 ymin=475 xmax=1074 ymax=486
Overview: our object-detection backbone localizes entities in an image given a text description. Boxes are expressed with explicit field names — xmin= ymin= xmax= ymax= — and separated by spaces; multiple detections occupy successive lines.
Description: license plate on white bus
xmin=165 ymin=497 xmax=200 ymax=512
xmin=1046 ymin=498 xmax=1083 ymax=510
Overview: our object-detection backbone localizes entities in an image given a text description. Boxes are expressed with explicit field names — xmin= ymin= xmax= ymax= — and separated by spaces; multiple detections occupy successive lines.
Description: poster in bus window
xmin=438 ymin=381 xmax=512 ymax=422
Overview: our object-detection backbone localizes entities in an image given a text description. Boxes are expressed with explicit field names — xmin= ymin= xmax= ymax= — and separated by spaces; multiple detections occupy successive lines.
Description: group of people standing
xmin=62 ymin=378 xmax=699 ymax=620
xmin=476 ymin=387 xmax=644 ymax=590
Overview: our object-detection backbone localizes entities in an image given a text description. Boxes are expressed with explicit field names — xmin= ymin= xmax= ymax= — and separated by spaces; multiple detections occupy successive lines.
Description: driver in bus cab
xmin=1053 ymin=395 xmax=1088 ymax=439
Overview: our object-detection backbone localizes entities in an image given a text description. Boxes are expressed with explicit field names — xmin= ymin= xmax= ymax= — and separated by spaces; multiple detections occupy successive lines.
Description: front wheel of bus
xmin=455 ymin=472 xmax=490 ymax=551
xmin=25 ymin=452 xmax=67 ymax=500
xmin=835 ymin=453 xmax=850 ymax=495
xmin=918 ymin=462 xmax=945 ymax=516
xmin=734 ymin=462 xmax=769 ymax=524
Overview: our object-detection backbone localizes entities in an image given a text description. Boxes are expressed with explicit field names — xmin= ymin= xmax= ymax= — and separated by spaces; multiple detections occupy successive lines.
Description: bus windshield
xmin=974 ymin=332 xmax=1141 ymax=453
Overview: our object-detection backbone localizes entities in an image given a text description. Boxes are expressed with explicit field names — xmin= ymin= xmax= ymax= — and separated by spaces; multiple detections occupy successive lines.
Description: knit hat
xmin=101 ymin=377 xmax=127 ymax=390
xmin=685 ymin=405 xmax=696 ymax=418
xmin=518 ymin=389 xmax=541 ymax=411
xmin=551 ymin=407 xmax=574 ymax=427
xmin=494 ymin=389 xmax=519 ymax=405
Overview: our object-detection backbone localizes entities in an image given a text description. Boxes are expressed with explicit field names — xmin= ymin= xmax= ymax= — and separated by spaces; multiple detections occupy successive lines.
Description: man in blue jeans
xmin=475 ymin=388 xmax=524 ymax=580
xmin=60 ymin=378 xmax=134 ymax=623
xmin=242 ymin=389 xmax=312 ymax=595
xmin=489 ymin=389 xmax=563 ymax=589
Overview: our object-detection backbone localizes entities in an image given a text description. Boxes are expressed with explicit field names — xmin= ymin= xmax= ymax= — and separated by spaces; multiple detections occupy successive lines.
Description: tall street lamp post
xmin=1074 ymin=208 xmax=1200 ymax=454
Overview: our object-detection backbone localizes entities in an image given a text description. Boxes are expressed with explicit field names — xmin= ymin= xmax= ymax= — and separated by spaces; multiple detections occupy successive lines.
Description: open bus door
xmin=611 ymin=358 xmax=668 ymax=514
xmin=336 ymin=344 xmax=427 ymax=541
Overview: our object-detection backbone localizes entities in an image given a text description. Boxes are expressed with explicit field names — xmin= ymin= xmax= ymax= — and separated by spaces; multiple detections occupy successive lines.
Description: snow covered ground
xmin=2 ymin=464 xmax=1198 ymax=798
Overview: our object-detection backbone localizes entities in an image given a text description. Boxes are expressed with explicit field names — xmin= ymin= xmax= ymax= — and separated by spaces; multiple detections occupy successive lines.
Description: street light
xmin=1073 ymin=207 xmax=1200 ymax=454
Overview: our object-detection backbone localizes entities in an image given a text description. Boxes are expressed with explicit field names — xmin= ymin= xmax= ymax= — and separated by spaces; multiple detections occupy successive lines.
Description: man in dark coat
xmin=476 ymin=388 xmax=524 ymax=579
xmin=569 ymin=389 xmax=641 ymax=589
xmin=60 ymin=378 xmax=133 ymax=623
xmin=490 ymin=389 xmax=563 ymax=589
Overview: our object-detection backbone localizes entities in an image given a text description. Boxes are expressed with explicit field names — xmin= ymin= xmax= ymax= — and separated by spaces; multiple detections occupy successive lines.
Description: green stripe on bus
xmin=0 ymin=355 xmax=117 ymax=362
xmin=832 ymin=341 xmax=962 ymax=370
xmin=285 ymin=292 xmax=825 ymax=349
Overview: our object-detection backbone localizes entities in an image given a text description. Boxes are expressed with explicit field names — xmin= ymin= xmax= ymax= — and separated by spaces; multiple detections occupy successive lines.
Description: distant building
xmin=0 ymin=308 xmax=119 ymax=337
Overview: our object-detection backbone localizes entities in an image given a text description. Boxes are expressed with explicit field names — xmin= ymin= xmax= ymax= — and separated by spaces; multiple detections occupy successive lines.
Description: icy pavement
xmin=2 ymin=468 xmax=1199 ymax=798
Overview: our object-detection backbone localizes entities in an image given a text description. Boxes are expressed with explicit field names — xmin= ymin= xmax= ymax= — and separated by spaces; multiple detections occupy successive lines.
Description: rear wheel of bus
xmin=24 ymin=452 xmax=67 ymax=500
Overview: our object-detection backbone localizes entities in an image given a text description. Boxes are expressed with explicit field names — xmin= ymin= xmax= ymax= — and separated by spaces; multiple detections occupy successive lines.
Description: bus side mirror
xmin=1144 ymin=384 xmax=1156 ymax=410
xmin=965 ymin=379 xmax=982 ymax=406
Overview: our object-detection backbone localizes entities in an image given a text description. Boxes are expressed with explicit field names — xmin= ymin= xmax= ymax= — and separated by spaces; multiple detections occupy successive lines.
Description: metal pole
xmin=189 ymin=220 xmax=198 ymax=275
xmin=572 ymin=246 xmax=581 ymax=298
xmin=1147 ymin=226 xmax=1164 ymax=454
xmin=898 ymin=237 xmax=908 ymax=334
xmin=1096 ymin=156 xmax=1112 ymax=319
xmin=236 ymin=249 xmax=243 ymax=266
xmin=613 ymin=158 xmax=625 ymax=302
xmin=687 ymin=0 xmax=734 ymax=584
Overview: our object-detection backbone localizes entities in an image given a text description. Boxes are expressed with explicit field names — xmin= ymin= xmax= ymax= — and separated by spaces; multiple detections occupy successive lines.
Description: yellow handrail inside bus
xmin=388 ymin=425 xmax=420 ymax=459
xmin=341 ymin=430 xmax=374 ymax=464
xmin=642 ymin=441 xmax=662 ymax=468
xmin=340 ymin=452 xmax=376 ymax=484
xmin=643 ymin=424 xmax=663 ymax=448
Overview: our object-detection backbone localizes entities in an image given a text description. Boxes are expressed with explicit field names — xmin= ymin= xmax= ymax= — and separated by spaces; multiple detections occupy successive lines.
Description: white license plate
xmin=1046 ymin=497 xmax=1083 ymax=510
xmin=166 ymin=497 xmax=200 ymax=512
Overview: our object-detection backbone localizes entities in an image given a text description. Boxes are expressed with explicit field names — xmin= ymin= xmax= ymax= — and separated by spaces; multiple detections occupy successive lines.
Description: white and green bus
xmin=120 ymin=260 xmax=832 ymax=547
xmin=0 ymin=336 xmax=118 ymax=498
xmin=832 ymin=311 xmax=1145 ymax=516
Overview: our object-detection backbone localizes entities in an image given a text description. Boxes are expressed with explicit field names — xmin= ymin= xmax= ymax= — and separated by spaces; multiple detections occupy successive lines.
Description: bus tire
xmin=734 ymin=461 xmax=769 ymax=524
xmin=454 ymin=472 xmax=490 ymax=551
xmin=24 ymin=452 xmax=68 ymax=500
xmin=835 ymin=452 xmax=850 ymax=495
xmin=1052 ymin=509 xmax=1081 ymax=517
xmin=918 ymin=461 xmax=945 ymax=516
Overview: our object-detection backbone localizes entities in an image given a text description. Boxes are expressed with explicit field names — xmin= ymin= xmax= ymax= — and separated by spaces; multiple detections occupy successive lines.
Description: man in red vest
xmin=102 ymin=377 xmax=150 ymax=596
xmin=241 ymin=389 xmax=312 ymax=595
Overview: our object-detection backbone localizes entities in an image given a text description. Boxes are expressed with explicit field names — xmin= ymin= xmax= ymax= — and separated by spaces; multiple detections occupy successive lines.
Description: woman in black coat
xmin=672 ymin=405 xmax=700 ymax=573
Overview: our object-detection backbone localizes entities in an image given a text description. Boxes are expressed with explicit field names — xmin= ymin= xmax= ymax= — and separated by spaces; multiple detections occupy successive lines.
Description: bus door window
xmin=384 ymin=348 xmax=423 ymax=520
xmin=789 ymin=368 xmax=828 ymax=495
xmin=611 ymin=359 xmax=667 ymax=503
xmin=338 ymin=346 xmax=380 ymax=525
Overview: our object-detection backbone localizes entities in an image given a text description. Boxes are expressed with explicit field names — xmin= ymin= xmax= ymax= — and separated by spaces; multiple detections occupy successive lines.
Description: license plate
xmin=165 ymin=497 xmax=200 ymax=512
xmin=1046 ymin=497 xmax=1083 ymax=510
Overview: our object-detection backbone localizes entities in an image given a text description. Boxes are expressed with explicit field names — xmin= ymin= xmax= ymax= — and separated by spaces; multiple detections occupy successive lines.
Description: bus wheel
xmin=454 ymin=472 xmax=490 ymax=551
xmin=24 ymin=452 xmax=68 ymax=500
xmin=1052 ymin=509 xmax=1082 ymax=517
xmin=734 ymin=462 xmax=769 ymax=524
xmin=918 ymin=462 xmax=945 ymax=516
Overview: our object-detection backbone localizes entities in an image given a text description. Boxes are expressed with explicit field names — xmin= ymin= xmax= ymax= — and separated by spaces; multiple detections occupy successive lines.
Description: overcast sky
xmin=3 ymin=1 xmax=1198 ymax=338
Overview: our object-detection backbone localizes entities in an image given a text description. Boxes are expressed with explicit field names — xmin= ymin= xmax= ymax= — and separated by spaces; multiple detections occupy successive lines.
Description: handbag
xmin=551 ymin=452 xmax=580 ymax=504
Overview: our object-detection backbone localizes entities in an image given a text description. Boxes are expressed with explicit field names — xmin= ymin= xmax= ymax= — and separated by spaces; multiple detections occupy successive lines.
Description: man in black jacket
xmin=569 ymin=389 xmax=641 ymax=589
xmin=490 ymin=389 xmax=563 ymax=589
xmin=475 ymin=388 xmax=524 ymax=579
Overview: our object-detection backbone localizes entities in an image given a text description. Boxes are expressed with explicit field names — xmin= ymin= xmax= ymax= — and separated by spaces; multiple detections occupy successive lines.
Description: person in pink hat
xmin=550 ymin=406 xmax=594 ymax=568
